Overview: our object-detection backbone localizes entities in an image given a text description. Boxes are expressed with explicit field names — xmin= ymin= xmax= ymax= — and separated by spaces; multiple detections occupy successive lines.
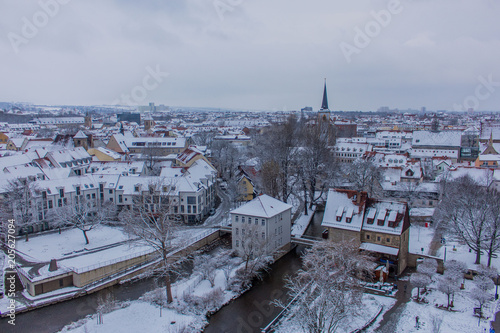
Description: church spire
xmin=321 ymin=78 xmax=329 ymax=110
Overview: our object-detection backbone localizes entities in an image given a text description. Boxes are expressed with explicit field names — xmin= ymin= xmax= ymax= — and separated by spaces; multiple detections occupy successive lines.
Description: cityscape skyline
xmin=2 ymin=1 xmax=500 ymax=111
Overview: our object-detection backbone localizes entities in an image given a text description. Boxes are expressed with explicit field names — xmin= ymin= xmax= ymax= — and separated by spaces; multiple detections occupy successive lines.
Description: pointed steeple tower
xmin=321 ymin=78 xmax=329 ymax=111
xmin=318 ymin=78 xmax=331 ymax=124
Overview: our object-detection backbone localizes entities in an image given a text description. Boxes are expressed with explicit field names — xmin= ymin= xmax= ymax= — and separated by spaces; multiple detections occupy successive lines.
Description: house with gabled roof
xmin=231 ymin=194 xmax=292 ymax=256
xmin=322 ymin=188 xmax=410 ymax=275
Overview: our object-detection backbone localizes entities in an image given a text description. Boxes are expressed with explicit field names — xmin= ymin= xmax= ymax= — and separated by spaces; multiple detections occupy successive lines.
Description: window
xmin=248 ymin=217 xmax=252 ymax=224
xmin=242 ymin=229 xmax=245 ymax=235
xmin=76 ymin=186 xmax=81 ymax=196
xmin=187 ymin=206 xmax=191 ymax=214
xmin=255 ymin=219 xmax=258 ymax=225
xmin=242 ymin=216 xmax=245 ymax=223
xmin=59 ymin=188 xmax=64 ymax=198
xmin=119 ymin=195 xmax=123 ymax=203
xmin=187 ymin=196 xmax=196 ymax=205
xmin=181 ymin=205 xmax=185 ymax=213
xmin=235 ymin=228 xmax=239 ymax=235
xmin=262 ymin=232 xmax=265 ymax=239
xmin=377 ymin=236 xmax=381 ymax=242
xmin=86 ymin=194 xmax=90 ymax=199
xmin=235 ymin=215 xmax=239 ymax=222
xmin=236 ymin=240 xmax=239 ymax=247
xmin=366 ymin=234 xmax=370 ymax=240
xmin=48 ymin=200 xmax=53 ymax=209
xmin=92 ymin=193 xmax=96 ymax=199
xmin=261 ymin=219 xmax=265 ymax=226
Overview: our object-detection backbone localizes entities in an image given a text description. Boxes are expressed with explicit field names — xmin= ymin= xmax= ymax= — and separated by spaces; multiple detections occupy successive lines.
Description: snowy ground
xmin=60 ymin=301 xmax=200 ymax=333
xmin=409 ymin=224 xmax=436 ymax=256
xmin=60 ymin=253 xmax=245 ymax=333
xmin=274 ymin=293 xmax=396 ymax=333
xmin=291 ymin=205 xmax=316 ymax=237
xmin=395 ymin=279 xmax=498 ymax=332
xmin=16 ymin=226 xmax=130 ymax=262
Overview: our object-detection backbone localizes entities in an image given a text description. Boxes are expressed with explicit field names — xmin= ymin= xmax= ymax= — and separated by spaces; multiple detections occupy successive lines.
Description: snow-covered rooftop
xmin=230 ymin=194 xmax=292 ymax=218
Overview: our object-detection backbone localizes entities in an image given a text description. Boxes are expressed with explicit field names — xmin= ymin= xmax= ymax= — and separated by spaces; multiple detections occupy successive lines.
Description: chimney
xmin=49 ymin=259 xmax=58 ymax=272
xmin=357 ymin=191 xmax=361 ymax=205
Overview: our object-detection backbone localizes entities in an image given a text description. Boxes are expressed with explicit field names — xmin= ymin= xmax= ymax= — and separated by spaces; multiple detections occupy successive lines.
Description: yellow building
xmin=87 ymin=147 xmax=122 ymax=161
xmin=237 ymin=175 xmax=256 ymax=201
xmin=475 ymin=134 xmax=500 ymax=168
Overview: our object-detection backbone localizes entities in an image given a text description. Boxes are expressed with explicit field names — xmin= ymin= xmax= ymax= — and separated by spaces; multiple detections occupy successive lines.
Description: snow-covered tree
xmin=49 ymin=197 xmax=115 ymax=244
xmin=277 ymin=241 xmax=374 ymax=333
xmin=410 ymin=273 xmax=431 ymax=301
xmin=471 ymin=275 xmax=494 ymax=315
xmin=417 ymin=258 xmax=438 ymax=278
xmin=437 ymin=272 xmax=460 ymax=308
xmin=193 ymin=254 xmax=217 ymax=287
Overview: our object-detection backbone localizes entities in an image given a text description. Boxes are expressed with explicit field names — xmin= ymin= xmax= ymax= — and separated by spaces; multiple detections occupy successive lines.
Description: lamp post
xmin=496 ymin=275 xmax=499 ymax=300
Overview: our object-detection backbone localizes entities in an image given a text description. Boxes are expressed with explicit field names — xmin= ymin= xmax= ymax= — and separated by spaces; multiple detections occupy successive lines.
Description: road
xmin=203 ymin=186 xmax=232 ymax=227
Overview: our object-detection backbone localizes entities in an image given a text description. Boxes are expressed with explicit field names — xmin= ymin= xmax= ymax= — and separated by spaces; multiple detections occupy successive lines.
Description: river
xmin=0 ymin=212 xmax=322 ymax=333
xmin=203 ymin=211 xmax=324 ymax=333
xmin=204 ymin=250 xmax=303 ymax=333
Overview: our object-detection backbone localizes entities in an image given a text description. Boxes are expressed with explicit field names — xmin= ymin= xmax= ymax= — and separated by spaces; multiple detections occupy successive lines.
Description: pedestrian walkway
xmin=375 ymin=279 xmax=413 ymax=332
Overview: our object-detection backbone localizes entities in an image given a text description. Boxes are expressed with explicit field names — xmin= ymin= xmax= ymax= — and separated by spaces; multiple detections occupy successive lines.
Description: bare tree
xmin=233 ymin=223 xmax=274 ymax=278
xmin=49 ymin=198 xmax=115 ymax=244
xmin=438 ymin=176 xmax=490 ymax=264
xmin=255 ymin=116 xmax=299 ymax=203
xmin=0 ymin=178 xmax=41 ymax=240
xmin=118 ymin=179 xmax=181 ymax=303
xmin=142 ymin=143 xmax=165 ymax=176
xmin=296 ymin=125 xmax=334 ymax=212
xmin=193 ymin=254 xmax=217 ymax=287
xmin=277 ymin=241 xmax=373 ymax=333
xmin=260 ymin=160 xmax=280 ymax=199
xmin=484 ymin=192 xmax=500 ymax=267
xmin=210 ymin=140 xmax=240 ymax=181
xmin=193 ymin=130 xmax=216 ymax=146
xmin=343 ymin=159 xmax=382 ymax=198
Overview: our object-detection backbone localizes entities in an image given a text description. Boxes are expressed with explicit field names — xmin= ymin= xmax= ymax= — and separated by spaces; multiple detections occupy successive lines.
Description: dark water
xmin=304 ymin=209 xmax=324 ymax=238
xmin=204 ymin=250 xmax=302 ymax=333
xmin=0 ymin=261 xmax=195 ymax=333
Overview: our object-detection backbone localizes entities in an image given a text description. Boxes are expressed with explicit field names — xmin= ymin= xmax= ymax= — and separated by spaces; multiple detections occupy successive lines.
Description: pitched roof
xmin=74 ymin=130 xmax=88 ymax=139
xmin=230 ymin=194 xmax=292 ymax=218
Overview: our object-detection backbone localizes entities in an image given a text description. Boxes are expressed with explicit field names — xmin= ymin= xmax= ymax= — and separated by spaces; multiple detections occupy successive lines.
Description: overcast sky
xmin=1 ymin=0 xmax=500 ymax=112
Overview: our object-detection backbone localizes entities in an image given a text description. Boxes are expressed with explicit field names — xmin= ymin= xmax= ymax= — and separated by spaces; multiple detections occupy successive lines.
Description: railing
xmin=72 ymin=249 xmax=155 ymax=273
xmin=179 ymin=274 xmax=203 ymax=299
